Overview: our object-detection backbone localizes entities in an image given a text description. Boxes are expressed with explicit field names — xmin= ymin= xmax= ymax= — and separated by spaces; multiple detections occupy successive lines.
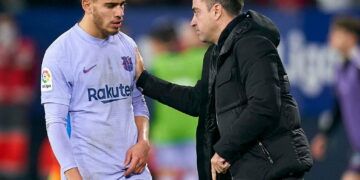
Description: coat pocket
xmin=215 ymin=67 xmax=246 ymax=115
xmin=264 ymin=129 xmax=313 ymax=179
xmin=258 ymin=141 xmax=274 ymax=164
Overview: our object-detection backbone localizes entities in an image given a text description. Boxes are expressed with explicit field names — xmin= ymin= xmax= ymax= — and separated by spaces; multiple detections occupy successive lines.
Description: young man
xmin=311 ymin=17 xmax=360 ymax=180
xmin=134 ymin=0 xmax=313 ymax=179
xmin=41 ymin=0 xmax=151 ymax=179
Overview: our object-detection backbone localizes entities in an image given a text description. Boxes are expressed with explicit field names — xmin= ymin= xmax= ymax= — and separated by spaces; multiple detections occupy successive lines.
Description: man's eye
xmin=105 ymin=4 xmax=116 ymax=8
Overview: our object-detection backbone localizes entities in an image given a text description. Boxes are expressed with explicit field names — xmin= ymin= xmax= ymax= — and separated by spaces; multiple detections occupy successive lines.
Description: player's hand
xmin=135 ymin=48 xmax=145 ymax=81
xmin=311 ymin=133 xmax=327 ymax=160
xmin=124 ymin=140 xmax=150 ymax=176
xmin=211 ymin=153 xmax=231 ymax=174
xmin=211 ymin=165 xmax=217 ymax=180
xmin=64 ymin=167 xmax=82 ymax=180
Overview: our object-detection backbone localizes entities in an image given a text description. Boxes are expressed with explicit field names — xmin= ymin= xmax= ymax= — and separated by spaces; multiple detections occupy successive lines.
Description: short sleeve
xmin=121 ymin=32 xmax=137 ymax=49
xmin=132 ymin=83 xmax=149 ymax=119
xmin=41 ymin=47 xmax=72 ymax=106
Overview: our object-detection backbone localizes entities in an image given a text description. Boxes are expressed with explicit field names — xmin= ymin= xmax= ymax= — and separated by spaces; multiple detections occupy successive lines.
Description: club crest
xmin=122 ymin=56 xmax=133 ymax=72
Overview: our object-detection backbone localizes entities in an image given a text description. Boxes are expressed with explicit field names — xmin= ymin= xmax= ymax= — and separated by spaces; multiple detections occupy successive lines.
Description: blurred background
xmin=0 ymin=0 xmax=359 ymax=179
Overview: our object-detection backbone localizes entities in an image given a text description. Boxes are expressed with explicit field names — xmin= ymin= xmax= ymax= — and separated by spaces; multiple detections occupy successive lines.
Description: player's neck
xmin=79 ymin=15 xmax=108 ymax=39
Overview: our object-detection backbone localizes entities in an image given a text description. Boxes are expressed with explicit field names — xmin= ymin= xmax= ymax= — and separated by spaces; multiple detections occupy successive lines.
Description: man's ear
xmin=212 ymin=3 xmax=223 ymax=20
xmin=82 ymin=0 xmax=92 ymax=14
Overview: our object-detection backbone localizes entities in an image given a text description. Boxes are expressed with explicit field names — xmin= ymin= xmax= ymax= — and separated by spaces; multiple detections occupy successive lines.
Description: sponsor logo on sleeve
xmin=41 ymin=68 xmax=53 ymax=92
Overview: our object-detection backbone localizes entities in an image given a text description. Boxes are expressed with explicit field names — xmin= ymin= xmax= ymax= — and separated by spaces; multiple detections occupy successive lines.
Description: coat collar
xmin=219 ymin=12 xmax=251 ymax=57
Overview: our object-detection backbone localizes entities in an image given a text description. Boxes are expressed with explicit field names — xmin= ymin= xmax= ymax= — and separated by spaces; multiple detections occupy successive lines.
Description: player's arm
xmin=134 ymin=116 xmax=150 ymax=144
xmin=41 ymin=46 xmax=80 ymax=179
xmin=124 ymin=116 xmax=150 ymax=176
xmin=44 ymin=103 xmax=82 ymax=180
xmin=124 ymin=86 xmax=150 ymax=176
xmin=311 ymin=96 xmax=341 ymax=160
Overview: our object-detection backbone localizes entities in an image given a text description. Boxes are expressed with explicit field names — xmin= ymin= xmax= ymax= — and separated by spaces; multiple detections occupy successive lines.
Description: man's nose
xmin=190 ymin=17 xmax=196 ymax=27
xmin=115 ymin=6 xmax=124 ymax=18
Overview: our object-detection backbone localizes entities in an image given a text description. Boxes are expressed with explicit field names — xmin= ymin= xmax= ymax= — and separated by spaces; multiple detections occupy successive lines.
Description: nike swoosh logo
xmin=83 ymin=65 xmax=97 ymax=73
xmin=101 ymin=98 xmax=127 ymax=104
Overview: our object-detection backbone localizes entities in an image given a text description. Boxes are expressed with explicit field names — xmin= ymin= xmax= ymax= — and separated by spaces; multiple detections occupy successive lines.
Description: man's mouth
xmin=111 ymin=21 xmax=122 ymax=28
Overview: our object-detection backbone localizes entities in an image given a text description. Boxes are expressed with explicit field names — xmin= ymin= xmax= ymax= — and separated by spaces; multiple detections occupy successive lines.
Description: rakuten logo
xmin=88 ymin=84 xmax=132 ymax=104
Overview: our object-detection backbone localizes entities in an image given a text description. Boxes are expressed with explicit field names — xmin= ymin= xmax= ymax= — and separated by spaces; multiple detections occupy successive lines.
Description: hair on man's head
xmin=203 ymin=0 xmax=244 ymax=16
xmin=332 ymin=17 xmax=360 ymax=37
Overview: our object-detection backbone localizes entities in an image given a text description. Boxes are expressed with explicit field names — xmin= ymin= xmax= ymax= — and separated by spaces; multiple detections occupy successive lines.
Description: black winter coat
xmin=137 ymin=10 xmax=313 ymax=180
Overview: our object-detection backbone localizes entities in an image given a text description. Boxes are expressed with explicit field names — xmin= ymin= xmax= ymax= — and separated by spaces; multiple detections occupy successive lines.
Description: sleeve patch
xmin=41 ymin=67 xmax=53 ymax=92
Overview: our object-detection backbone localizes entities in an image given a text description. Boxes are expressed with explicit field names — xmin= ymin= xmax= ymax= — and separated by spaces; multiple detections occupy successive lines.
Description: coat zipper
xmin=258 ymin=142 xmax=274 ymax=164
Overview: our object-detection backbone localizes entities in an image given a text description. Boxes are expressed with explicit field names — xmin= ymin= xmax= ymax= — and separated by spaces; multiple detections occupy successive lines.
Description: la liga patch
xmin=41 ymin=67 xmax=53 ymax=92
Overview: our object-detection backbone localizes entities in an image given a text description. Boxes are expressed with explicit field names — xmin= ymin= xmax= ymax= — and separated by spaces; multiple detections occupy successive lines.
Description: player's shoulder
xmin=115 ymin=31 xmax=137 ymax=48
xmin=44 ymin=28 xmax=75 ymax=63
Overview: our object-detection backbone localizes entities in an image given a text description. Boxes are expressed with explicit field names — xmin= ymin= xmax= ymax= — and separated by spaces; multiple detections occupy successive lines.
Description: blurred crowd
xmin=0 ymin=12 xmax=37 ymax=179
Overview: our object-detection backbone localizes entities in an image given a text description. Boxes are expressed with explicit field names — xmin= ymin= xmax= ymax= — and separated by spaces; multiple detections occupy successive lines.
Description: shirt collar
xmin=74 ymin=23 xmax=112 ymax=46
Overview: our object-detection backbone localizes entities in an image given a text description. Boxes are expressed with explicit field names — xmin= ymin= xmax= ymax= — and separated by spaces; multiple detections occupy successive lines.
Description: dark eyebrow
xmin=104 ymin=0 xmax=126 ymax=6
xmin=105 ymin=2 xmax=117 ymax=6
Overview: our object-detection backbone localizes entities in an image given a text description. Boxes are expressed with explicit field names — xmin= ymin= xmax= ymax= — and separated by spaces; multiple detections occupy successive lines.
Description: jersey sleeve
xmin=132 ymin=84 xmax=149 ymax=119
xmin=121 ymin=32 xmax=138 ymax=49
xmin=41 ymin=47 xmax=72 ymax=106
xmin=120 ymin=32 xmax=148 ymax=118
xmin=44 ymin=103 xmax=78 ymax=175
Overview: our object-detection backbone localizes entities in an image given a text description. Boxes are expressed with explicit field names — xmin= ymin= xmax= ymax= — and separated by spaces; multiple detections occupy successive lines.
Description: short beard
xmin=93 ymin=7 xmax=118 ymax=38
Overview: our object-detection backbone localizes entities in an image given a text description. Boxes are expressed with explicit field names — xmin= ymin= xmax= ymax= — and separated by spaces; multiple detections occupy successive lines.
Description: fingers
xmin=124 ymin=142 xmax=150 ymax=176
xmin=211 ymin=159 xmax=230 ymax=174
xmin=211 ymin=153 xmax=231 ymax=174
xmin=124 ymin=150 xmax=131 ymax=167
xmin=133 ymin=160 xmax=146 ymax=174
xmin=124 ymin=157 xmax=139 ymax=176
xmin=214 ymin=164 xmax=222 ymax=174
xmin=211 ymin=165 xmax=216 ymax=180
xmin=223 ymin=162 xmax=231 ymax=171
xmin=221 ymin=162 xmax=231 ymax=174
xmin=124 ymin=154 xmax=146 ymax=176
xmin=215 ymin=162 xmax=230 ymax=174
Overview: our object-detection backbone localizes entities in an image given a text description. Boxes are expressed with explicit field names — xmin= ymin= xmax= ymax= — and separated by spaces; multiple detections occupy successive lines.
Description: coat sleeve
xmin=136 ymin=70 xmax=203 ymax=117
xmin=214 ymin=36 xmax=282 ymax=161
xmin=135 ymin=47 xmax=212 ymax=117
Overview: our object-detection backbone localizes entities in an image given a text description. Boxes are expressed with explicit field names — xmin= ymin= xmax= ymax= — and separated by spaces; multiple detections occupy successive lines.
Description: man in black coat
xmin=135 ymin=0 xmax=313 ymax=179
